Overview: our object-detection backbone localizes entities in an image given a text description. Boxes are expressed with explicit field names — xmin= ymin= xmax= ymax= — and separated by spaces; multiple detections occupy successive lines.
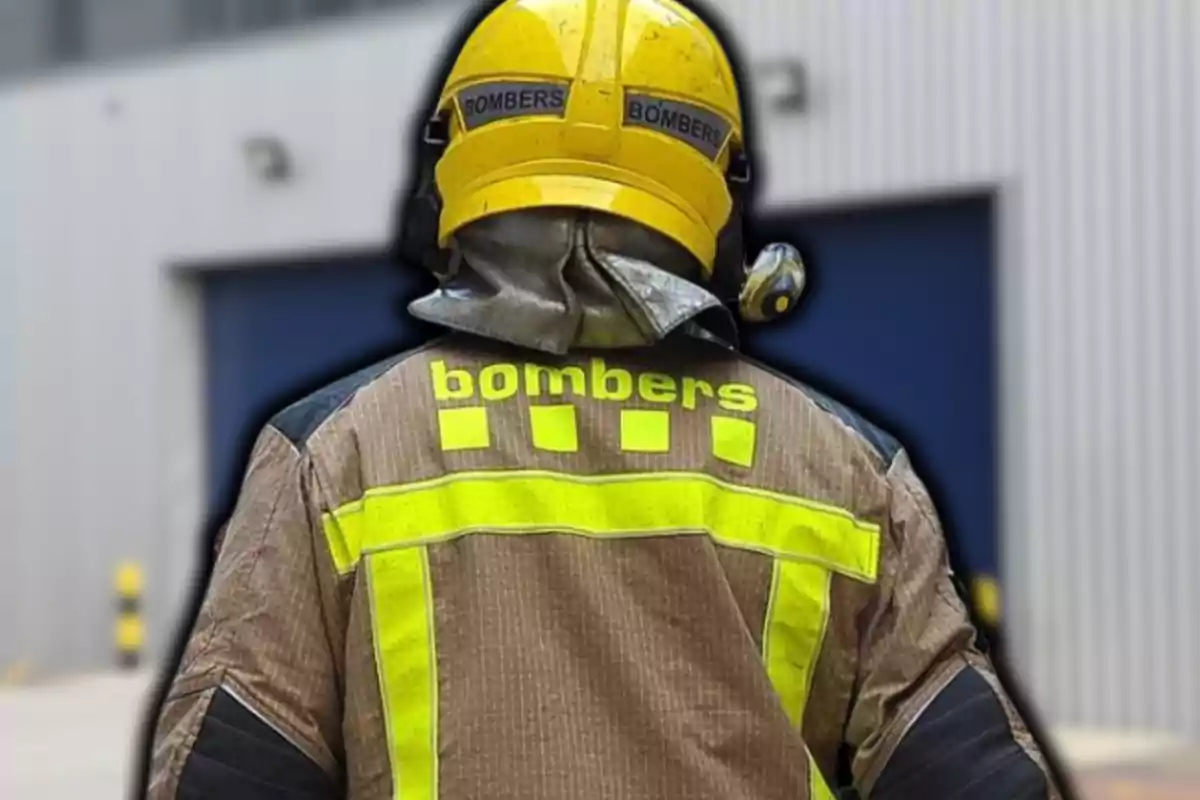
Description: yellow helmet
xmin=426 ymin=0 xmax=747 ymax=277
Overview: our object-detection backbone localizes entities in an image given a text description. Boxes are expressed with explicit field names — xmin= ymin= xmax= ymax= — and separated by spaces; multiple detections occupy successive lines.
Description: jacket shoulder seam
xmin=738 ymin=353 xmax=903 ymax=467
xmin=270 ymin=340 xmax=442 ymax=449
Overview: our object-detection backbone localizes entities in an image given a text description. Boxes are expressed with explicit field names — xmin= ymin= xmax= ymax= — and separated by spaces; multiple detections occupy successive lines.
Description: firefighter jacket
xmin=146 ymin=332 xmax=1063 ymax=799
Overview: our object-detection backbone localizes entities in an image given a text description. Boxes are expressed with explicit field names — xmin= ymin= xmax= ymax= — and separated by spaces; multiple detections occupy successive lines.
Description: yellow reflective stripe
xmin=711 ymin=415 xmax=757 ymax=467
xmin=436 ymin=406 xmax=491 ymax=451
xmin=619 ymin=409 xmax=671 ymax=452
xmin=323 ymin=498 xmax=363 ymax=575
xmin=321 ymin=470 xmax=881 ymax=583
xmin=808 ymin=749 xmax=837 ymax=800
xmin=367 ymin=547 xmax=438 ymax=800
xmin=762 ymin=560 xmax=832 ymax=728
xmin=529 ymin=404 xmax=580 ymax=452
xmin=345 ymin=471 xmax=865 ymax=798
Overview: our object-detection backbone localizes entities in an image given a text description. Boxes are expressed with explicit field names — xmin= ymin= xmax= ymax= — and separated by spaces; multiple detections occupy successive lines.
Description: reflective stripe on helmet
xmin=456 ymin=81 xmax=569 ymax=130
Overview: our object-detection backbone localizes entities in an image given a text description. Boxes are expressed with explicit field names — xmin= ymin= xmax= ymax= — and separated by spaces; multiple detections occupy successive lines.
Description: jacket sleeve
xmin=845 ymin=449 xmax=1064 ymax=800
xmin=145 ymin=426 xmax=346 ymax=799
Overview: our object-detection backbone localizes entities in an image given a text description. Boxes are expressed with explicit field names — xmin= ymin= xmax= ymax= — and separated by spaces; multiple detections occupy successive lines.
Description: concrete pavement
xmin=0 ymin=671 xmax=153 ymax=799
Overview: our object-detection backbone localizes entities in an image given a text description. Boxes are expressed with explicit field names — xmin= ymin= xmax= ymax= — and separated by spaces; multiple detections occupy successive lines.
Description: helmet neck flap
xmin=407 ymin=208 xmax=739 ymax=355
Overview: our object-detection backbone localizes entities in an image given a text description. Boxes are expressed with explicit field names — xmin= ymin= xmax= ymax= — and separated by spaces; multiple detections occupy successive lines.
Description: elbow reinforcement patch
xmin=177 ymin=688 xmax=337 ymax=799
xmin=870 ymin=666 xmax=1049 ymax=800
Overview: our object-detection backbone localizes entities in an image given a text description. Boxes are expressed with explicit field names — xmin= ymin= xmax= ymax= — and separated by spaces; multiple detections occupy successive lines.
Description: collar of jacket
xmin=406 ymin=211 xmax=740 ymax=355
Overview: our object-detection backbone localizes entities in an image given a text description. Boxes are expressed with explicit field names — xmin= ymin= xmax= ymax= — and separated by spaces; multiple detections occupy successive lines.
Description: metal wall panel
xmin=0 ymin=1 xmax=50 ymax=80
xmin=84 ymin=0 xmax=179 ymax=62
xmin=0 ymin=0 xmax=1196 ymax=740
xmin=711 ymin=0 xmax=1199 ymax=737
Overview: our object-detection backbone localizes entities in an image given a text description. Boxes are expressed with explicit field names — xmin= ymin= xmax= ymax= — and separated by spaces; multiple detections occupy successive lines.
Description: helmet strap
xmin=710 ymin=147 xmax=752 ymax=302
xmin=396 ymin=112 xmax=451 ymax=277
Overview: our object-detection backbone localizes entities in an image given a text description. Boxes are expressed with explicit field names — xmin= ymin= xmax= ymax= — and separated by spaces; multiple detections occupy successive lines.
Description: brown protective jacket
xmin=147 ymin=333 xmax=1062 ymax=799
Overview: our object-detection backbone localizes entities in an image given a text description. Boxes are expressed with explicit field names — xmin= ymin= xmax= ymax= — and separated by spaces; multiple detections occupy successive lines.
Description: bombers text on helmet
xmin=431 ymin=0 xmax=746 ymax=276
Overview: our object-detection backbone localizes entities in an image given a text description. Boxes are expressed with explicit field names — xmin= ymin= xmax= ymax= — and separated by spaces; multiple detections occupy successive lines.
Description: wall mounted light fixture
xmin=242 ymin=135 xmax=293 ymax=184
xmin=754 ymin=58 xmax=809 ymax=114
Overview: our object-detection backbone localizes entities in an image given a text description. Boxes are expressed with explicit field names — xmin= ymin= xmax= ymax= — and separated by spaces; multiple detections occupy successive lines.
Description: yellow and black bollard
xmin=971 ymin=574 xmax=1001 ymax=629
xmin=115 ymin=561 xmax=145 ymax=669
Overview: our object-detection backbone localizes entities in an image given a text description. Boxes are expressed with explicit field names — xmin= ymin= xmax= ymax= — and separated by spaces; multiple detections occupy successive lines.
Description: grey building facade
xmin=0 ymin=0 xmax=416 ymax=83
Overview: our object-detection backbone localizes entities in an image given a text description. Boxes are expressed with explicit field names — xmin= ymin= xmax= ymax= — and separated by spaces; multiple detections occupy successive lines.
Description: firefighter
xmin=144 ymin=0 xmax=1066 ymax=797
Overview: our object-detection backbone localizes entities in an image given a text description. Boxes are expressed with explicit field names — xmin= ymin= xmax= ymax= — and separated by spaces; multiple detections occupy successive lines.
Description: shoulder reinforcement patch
xmin=799 ymin=383 xmax=903 ymax=467
xmin=870 ymin=665 xmax=1049 ymax=799
xmin=738 ymin=353 xmax=902 ymax=466
xmin=177 ymin=687 xmax=336 ymax=796
xmin=270 ymin=344 xmax=432 ymax=449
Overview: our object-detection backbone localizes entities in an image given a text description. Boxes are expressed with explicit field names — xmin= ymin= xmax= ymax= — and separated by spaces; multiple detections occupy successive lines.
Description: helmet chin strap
xmin=407 ymin=209 xmax=738 ymax=355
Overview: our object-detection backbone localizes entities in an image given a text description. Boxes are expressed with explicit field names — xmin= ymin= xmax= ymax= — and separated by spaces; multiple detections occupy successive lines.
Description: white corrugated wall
xmin=715 ymin=0 xmax=1199 ymax=737
xmin=1 ymin=0 xmax=1196 ymax=739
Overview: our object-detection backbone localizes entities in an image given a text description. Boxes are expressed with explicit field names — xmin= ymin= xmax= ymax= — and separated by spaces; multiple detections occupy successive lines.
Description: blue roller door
xmin=201 ymin=258 xmax=432 ymax=519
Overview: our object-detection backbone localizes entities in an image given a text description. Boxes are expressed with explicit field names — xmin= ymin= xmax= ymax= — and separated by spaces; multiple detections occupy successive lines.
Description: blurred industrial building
xmin=1 ymin=0 xmax=1198 ymax=796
